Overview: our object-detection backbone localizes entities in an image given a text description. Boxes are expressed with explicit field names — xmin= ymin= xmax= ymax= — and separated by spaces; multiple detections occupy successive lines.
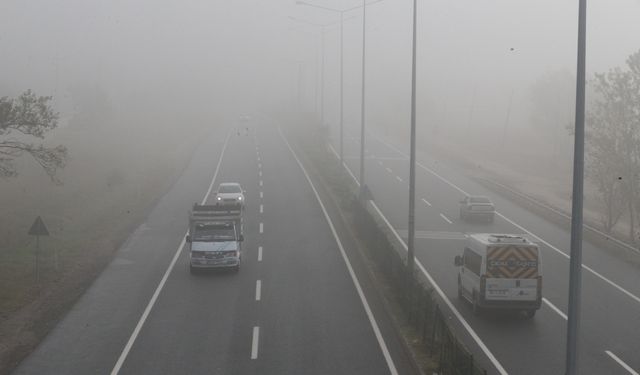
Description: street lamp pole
xmin=340 ymin=11 xmax=345 ymax=164
xmin=407 ymin=0 xmax=418 ymax=280
xmin=359 ymin=0 xmax=367 ymax=193
xmin=565 ymin=0 xmax=587 ymax=374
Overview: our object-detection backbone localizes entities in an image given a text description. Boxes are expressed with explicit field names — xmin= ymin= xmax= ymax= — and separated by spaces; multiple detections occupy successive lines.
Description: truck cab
xmin=454 ymin=234 xmax=542 ymax=318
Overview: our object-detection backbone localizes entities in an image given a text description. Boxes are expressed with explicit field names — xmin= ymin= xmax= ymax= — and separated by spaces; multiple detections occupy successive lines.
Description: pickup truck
xmin=187 ymin=204 xmax=243 ymax=273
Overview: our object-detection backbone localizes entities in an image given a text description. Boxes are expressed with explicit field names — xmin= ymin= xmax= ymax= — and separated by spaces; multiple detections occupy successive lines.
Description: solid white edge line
xmin=259 ymin=223 xmax=263 ymax=234
xmin=439 ymin=213 xmax=453 ymax=224
xmin=329 ymin=143 xmax=361 ymax=187
xmin=372 ymin=133 xmax=640 ymax=307
xmin=421 ymin=198 xmax=432 ymax=207
xmin=605 ymin=351 xmax=639 ymax=375
xmin=251 ymin=326 xmax=260 ymax=359
xmin=543 ymin=298 xmax=567 ymax=320
xmin=110 ymin=130 xmax=232 ymax=375
xmin=258 ymin=246 xmax=263 ymax=262
xmin=280 ymin=127 xmax=398 ymax=375
xmin=368 ymin=202 xmax=508 ymax=375
xmin=255 ymin=280 xmax=262 ymax=301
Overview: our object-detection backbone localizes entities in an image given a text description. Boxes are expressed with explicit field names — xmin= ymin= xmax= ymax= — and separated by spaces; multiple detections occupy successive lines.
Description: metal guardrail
xmin=477 ymin=178 xmax=640 ymax=256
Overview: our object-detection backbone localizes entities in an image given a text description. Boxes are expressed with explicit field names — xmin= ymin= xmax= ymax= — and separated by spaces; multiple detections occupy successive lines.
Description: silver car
xmin=215 ymin=183 xmax=245 ymax=209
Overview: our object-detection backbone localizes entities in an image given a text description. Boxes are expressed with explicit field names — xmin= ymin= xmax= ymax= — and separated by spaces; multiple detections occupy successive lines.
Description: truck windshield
xmin=193 ymin=223 xmax=236 ymax=241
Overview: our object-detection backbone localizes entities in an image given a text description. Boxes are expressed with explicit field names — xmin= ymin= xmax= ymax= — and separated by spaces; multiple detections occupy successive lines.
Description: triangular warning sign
xmin=28 ymin=216 xmax=50 ymax=236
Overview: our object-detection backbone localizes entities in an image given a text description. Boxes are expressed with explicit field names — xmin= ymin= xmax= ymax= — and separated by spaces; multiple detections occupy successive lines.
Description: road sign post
xmin=28 ymin=216 xmax=50 ymax=283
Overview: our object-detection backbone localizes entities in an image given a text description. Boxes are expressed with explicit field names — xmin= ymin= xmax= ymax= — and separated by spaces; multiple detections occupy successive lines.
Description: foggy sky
xmin=1 ymin=0 xmax=639 ymax=131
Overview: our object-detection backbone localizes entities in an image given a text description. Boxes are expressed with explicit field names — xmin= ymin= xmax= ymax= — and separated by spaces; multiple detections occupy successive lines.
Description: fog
xmin=1 ymin=0 xmax=640 ymax=221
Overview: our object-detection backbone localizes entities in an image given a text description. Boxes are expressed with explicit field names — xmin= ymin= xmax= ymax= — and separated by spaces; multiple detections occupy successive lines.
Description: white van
xmin=454 ymin=234 xmax=542 ymax=318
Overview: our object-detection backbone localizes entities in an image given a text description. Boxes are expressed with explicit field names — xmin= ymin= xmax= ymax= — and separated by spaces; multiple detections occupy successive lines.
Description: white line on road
xmin=258 ymin=156 xmax=261 ymax=162
xmin=258 ymin=246 xmax=263 ymax=262
xmin=259 ymin=222 xmax=263 ymax=233
xmin=260 ymin=204 xmax=263 ymax=213
xmin=260 ymin=191 xmax=263 ymax=199
xmin=369 ymin=202 xmax=508 ymax=375
xmin=251 ymin=327 xmax=260 ymax=359
xmin=259 ymin=180 xmax=263 ymax=187
xmin=395 ymin=176 xmax=403 ymax=182
xmin=281 ymin=127 xmax=398 ymax=375
xmin=421 ymin=198 xmax=432 ymax=206
xmin=385 ymin=167 xmax=393 ymax=173
xmin=258 ymin=163 xmax=262 ymax=169
xmin=378 ymin=160 xmax=383 ymax=166
xmin=255 ymin=280 xmax=262 ymax=301
xmin=372 ymin=134 xmax=640 ymax=308
xmin=110 ymin=130 xmax=232 ymax=375
xmin=543 ymin=298 xmax=567 ymax=320
xmin=259 ymin=171 xmax=262 ymax=177
xmin=606 ymin=351 xmax=639 ymax=375
xmin=439 ymin=213 xmax=453 ymax=224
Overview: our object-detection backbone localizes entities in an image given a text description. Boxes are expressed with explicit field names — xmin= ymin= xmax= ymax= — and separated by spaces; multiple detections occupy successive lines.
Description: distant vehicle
xmin=459 ymin=195 xmax=495 ymax=222
xmin=454 ymin=234 xmax=542 ymax=318
xmin=215 ymin=183 xmax=245 ymax=209
xmin=187 ymin=204 xmax=243 ymax=273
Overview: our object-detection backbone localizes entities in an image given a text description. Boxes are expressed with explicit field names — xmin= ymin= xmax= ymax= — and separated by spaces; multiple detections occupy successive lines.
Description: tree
xmin=586 ymin=50 xmax=640 ymax=240
xmin=0 ymin=90 xmax=67 ymax=180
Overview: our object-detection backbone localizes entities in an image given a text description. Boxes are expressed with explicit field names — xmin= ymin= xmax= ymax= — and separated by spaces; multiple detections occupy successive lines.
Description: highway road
xmin=337 ymin=130 xmax=640 ymax=375
xmin=14 ymin=121 xmax=417 ymax=375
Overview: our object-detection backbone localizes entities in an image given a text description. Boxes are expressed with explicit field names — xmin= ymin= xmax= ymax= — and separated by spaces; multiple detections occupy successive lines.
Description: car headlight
xmin=217 ymin=196 xmax=222 ymax=201
xmin=238 ymin=196 xmax=243 ymax=201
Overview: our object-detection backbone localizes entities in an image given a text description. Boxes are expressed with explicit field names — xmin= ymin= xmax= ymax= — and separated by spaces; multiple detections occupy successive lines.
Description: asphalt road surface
xmin=14 ymin=121 xmax=417 ymax=375
xmin=337 ymin=129 xmax=640 ymax=375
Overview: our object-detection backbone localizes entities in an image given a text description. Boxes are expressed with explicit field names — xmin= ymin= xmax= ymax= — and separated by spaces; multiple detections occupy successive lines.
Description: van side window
xmin=463 ymin=248 xmax=482 ymax=276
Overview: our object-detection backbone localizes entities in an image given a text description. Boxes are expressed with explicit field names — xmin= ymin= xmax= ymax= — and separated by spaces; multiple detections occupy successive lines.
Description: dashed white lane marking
xmin=255 ymin=280 xmax=262 ymax=301
xmin=259 ymin=223 xmax=263 ymax=233
xmin=371 ymin=134 xmax=640 ymax=308
xmin=378 ymin=160 xmax=383 ymax=166
xmin=260 ymin=191 xmax=263 ymax=199
xmin=258 ymin=246 xmax=263 ymax=262
xmin=606 ymin=351 xmax=639 ymax=375
xmin=258 ymin=156 xmax=261 ymax=162
xmin=385 ymin=167 xmax=393 ymax=173
xmin=421 ymin=198 xmax=432 ymax=206
xmin=251 ymin=327 xmax=260 ymax=359
xmin=259 ymin=180 xmax=263 ymax=187
xmin=260 ymin=204 xmax=263 ymax=213
xmin=258 ymin=163 xmax=262 ymax=169
xmin=439 ymin=213 xmax=453 ymax=224
xmin=259 ymin=171 xmax=262 ymax=177
xmin=395 ymin=176 xmax=403 ymax=183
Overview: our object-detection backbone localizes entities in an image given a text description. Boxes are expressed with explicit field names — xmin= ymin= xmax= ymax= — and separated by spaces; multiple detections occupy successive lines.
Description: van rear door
xmin=484 ymin=244 xmax=539 ymax=301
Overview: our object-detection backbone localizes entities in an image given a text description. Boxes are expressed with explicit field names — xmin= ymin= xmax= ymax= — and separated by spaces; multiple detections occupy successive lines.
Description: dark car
xmin=459 ymin=195 xmax=495 ymax=222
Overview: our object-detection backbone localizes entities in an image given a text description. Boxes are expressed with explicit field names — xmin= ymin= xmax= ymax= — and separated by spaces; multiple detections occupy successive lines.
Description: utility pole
xmin=565 ymin=0 xmax=587 ymax=374
xmin=359 ymin=0 xmax=367 ymax=195
xmin=407 ymin=0 xmax=418 ymax=281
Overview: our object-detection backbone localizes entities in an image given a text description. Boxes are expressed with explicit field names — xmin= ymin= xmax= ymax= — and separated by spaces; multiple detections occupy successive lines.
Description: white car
xmin=215 ymin=183 xmax=245 ymax=209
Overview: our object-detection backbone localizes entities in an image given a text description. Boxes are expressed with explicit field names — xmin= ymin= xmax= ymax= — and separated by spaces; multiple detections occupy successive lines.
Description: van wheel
xmin=233 ymin=265 xmax=240 ymax=273
xmin=472 ymin=292 xmax=481 ymax=316
xmin=524 ymin=310 xmax=536 ymax=319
